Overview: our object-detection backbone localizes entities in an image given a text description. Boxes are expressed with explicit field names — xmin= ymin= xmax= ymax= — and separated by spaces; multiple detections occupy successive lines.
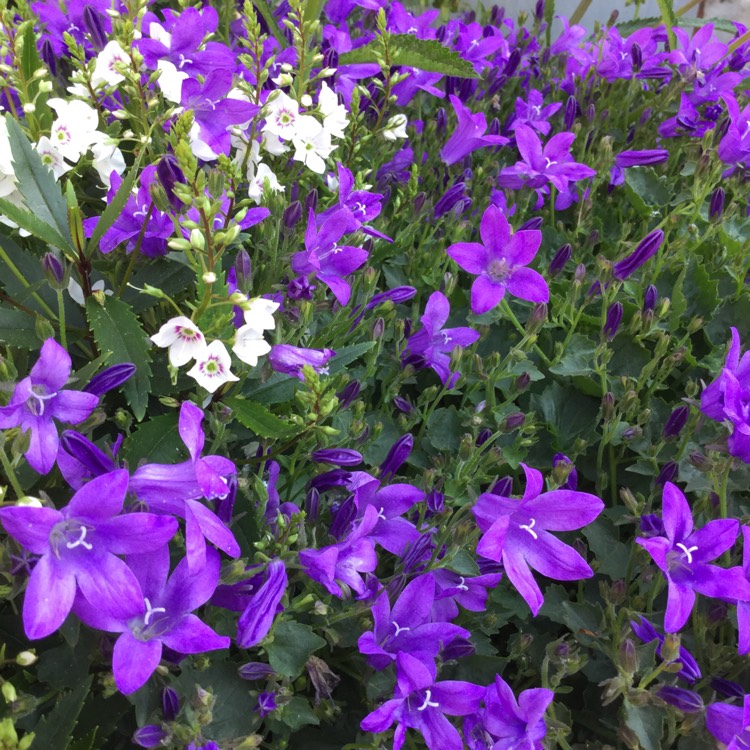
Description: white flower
xmin=35 ymin=137 xmax=72 ymax=179
xmin=263 ymin=91 xmax=300 ymax=140
xmin=67 ymin=278 xmax=112 ymax=306
xmin=150 ymin=316 xmax=207 ymax=367
xmin=89 ymin=136 xmax=126 ymax=187
xmin=48 ymin=99 xmax=100 ymax=162
xmin=243 ymin=297 xmax=279 ymax=331
xmin=232 ymin=325 xmax=271 ymax=366
xmin=247 ymin=163 xmax=283 ymax=204
xmin=382 ymin=114 xmax=408 ymax=142
xmin=187 ymin=340 xmax=239 ymax=392
xmin=188 ymin=121 xmax=218 ymax=162
xmin=148 ymin=21 xmax=172 ymax=48
xmin=261 ymin=131 xmax=288 ymax=156
xmin=92 ymin=41 xmax=130 ymax=88
xmin=0 ymin=118 xmax=17 ymax=198
xmin=318 ymin=82 xmax=348 ymax=139
xmin=291 ymin=116 xmax=335 ymax=175
xmin=156 ymin=60 xmax=188 ymax=104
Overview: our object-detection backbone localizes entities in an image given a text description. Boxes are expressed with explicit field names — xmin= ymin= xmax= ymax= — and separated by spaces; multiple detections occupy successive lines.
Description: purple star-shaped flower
xmin=74 ymin=545 xmax=229 ymax=694
xmin=0 ymin=339 xmax=99 ymax=474
xmin=357 ymin=574 xmax=470 ymax=671
xmin=707 ymin=694 xmax=750 ymax=750
xmin=268 ymin=344 xmax=336 ymax=380
xmin=472 ymin=463 xmax=603 ymax=615
xmin=0 ymin=470 xmax=178 ymax=639
xmin=446 ymin=205 xmax=549 ymax=315
xmin=360 ymin=652 xmax=484 ymax=750
xmin=401 ymin=291 xmax=480 ymax=388
xmin=636 ymin=482 xmax=750 ymax=633
xmin=440 ymin=95 xmax=508 ymax=166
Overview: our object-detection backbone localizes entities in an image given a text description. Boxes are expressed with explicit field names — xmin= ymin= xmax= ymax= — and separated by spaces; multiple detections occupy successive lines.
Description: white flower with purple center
xmin=263 ymin=91 xmax=301 ymax=140
xmin=91 ymin=41 xmax=130 ymax=88
xmin=187 ymin=340 xmax=239 ymax=393
xmin=232 ymin=325 xmax=271 ymax=367
xmin=150 ymin=316 xmax=207 ymax=367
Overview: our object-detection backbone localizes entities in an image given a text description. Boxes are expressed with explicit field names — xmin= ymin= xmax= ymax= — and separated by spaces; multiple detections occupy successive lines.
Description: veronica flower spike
xmin=446 ymin=205 xmax=549 ymax=315
xmin=472 ymin=463 xmax=603 ymax=615
xmin=636 ymin=482 xmax=750 ymax=633
xmin=0 ymin=339 xmax=99 ymax=474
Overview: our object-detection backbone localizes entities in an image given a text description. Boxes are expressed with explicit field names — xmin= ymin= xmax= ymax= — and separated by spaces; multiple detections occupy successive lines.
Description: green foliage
xmin=226 ymin=396 xmax=295 ymax=439
xmin=266 ymin=622 xmax=327 ymax=678
xmin=31 ymin=677 xmax=92 ymax=750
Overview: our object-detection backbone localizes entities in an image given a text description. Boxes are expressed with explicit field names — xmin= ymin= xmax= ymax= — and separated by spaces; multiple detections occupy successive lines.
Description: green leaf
xmin=252 ymin=0 xmax=288 ymax=48
xmin=624 ymin=168 xmax=670 ymax=217
xmin=0 ymin=196 xmax=71 ymax=250
xmin=266 ymin=621 xmax=327 ymax=678
xmin=583 ymin=518 xmax=630 ymax=579
xmin=656 ymin=0 xmax=677 ymax=48
xmin=4 ymin=116 xmax=73 ymax=251
xmin=281 ymin=697 xmax=320 ymax=731
xmin=339 ymin=35 xmax=478 ymax=79
xmin=328 ymin=341 xmax=376 ymax=373
xmin=531 ymin=381 xmax=600 ymax=450
xmin=32 ymin=677 xmax=93 ymax=750
xmin=86 ymin=297 xmax=152 ymax=421
xmin=66 ymin=729 xmax=98 ymax=750
xmin=86 ymin=153 xmax=144 ymax=256
xmin=0 ymin=305 xmax=40 ymax=348
xmin=623 ymin=702 xmax=664 ymax=750
xmin=244 ymin=372 xmax=298 ymax=405
xmin=225 ymin=397 xmax=294 ymax=439
xmin=426 ymin=406 xmax=462 ymax=452
xmin=303 ymin=0 xmax=325 ymax=25
xmin=122 ymin=412 xmax=185 ymax=466
xmin=549 ymin=334 xmax=596 ymax=377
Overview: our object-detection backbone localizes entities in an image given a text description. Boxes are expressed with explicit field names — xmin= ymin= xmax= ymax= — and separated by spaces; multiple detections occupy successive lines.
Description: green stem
xmin=0 ymin=445 xmax=25 ymax=501
xmin=56 ymin=289 xmax=67 ymax=350
xmin=499 ymin=298 xmax=551 ymax=366
xmin=0 ymin=244 xmax=58 ymax=320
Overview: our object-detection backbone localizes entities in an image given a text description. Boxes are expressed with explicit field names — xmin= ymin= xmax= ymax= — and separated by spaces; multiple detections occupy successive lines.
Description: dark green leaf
xmin=5 ymin=116 xmax=72 ymax=251
xmin=122 ymin=412 xmax=185 ymax=466
xmin=583 ymin=518 xmax=630 ymax=579
xmin=252 ymin=0 xmax=288 ymax=48
xmin=531 ymin=382 xmax=600 ymax=449
xmin=66 ymin=728 xmax=98 ymax=750
xmin=656 ymin=0 xmax=678 ymax=48
xmin=624 ymin=168 xmax=670 ymax=215
xmin=243 ymin=372 xmax=298 ymax=405
xmin=86 ymin=297 xmax=152 ymax=421
xmin=281 ymin=697 xmax=320 ymax=731
xmin=340 ymin=35 xmax=478 ymax=79
xmin=36 ymin=632 xmax=94 ymax=691
xmin=32 ymin=677 xmax=93 ymax=750
xmin=328 ymin=341 xmax=376 ymax=373
xmin=0 ymin=305 xmax=40 ymax=348
xmin=226 ymin=397 xmax=294 ymax=439
xmin=549 ymin=334 xmax=596 ymax=377
xmin=266 ymin=622 xmax=327 ymax=678
xmin=0 ymin=196 xmax=71 ymax=250
xmin=426 ymin=406 xmax=462 ymax=452
xmin=623 ymin=702 xmax=664 ymax=750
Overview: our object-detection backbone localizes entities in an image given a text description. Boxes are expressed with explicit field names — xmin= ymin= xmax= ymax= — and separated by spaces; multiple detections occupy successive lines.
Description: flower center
xmin=26 ymin=384 xmax=57 ymax=416
xmin=417 ymin=689 xmax=440 ymax=711
xmin=50 ymin=520 xmax=95 ymax=557
xmin=519 ymin=518 xmax=538 ymax=539
xmin=392 ymin=621 xmax=410 ymax=637
xmin=177 ymin=54 xmax=192 ymax=69
xmin=143 ymin=597 xmax=166 ymax=625
xmin=487 ymin=258 xmax=511 ymax=283
xmin=457 ymin=576 xmax=469 ymax=592
xmin=675 ymin=542 xmax=698 ymax=564
xmin=201 ymin=356 xmax=224 ymax=376
xmin=176 ymin=326 xmax=202 ymax=342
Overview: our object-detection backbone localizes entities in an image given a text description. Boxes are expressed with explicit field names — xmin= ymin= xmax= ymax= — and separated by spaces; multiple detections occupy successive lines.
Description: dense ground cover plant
xmin=0 ymin=0 xmax=750 ymax=747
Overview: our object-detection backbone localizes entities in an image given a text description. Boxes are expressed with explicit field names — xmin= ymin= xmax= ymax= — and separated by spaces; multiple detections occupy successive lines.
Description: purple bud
xmin=552 ymin=453 xmax=578 ymax=490
xmin=656 ymin=686 xmax=703 ymax=713
xmin=614 ymin=150 xmax=669 ymax=169
xmin=311 ymin=448 xmax=363 ymax=466
xmin=287 ymin=275 xmax=316 ymax=301
xmin=476 ymin=428 xmax=493 ymax=447
xmin=574 ymin=263 xmax=586 ymax=283
xmin=710 ymin=677 xmax=745 ymax=699
xmin=654 ymin=461 xmax=678 ymax=486
xmin=564 ymin=96 xmax=578 ymax=129
xmin=663 ymin=405 xmax=689 ymax=438
xmin=643 ymin=284 xmax=658 ymax=312
xmin=156 ymin=154 xmax=185 ymax=211
xmin=640 ymin=513 xmax=665 ymax=537
xmin=133 ymin=725 xmax=167 ymax=748
xmin=434 ymin=182 xmax=465 ymax=218
xmin=82 ymin=4 xmax=108 ymax=51
xmin=612 ymin=229 xmax=664 ymax=280
xmin=630 ymin=43 xmax=643 ymax=70
xmin=441 ymin=636 xmax=475 ymax=661
xmin=586 ymin=103 xmax=596 ymax=122
xmin=40 ymin=38 xmax=57 ymax=77
xmin=709 ymin=187 xmax=725 ymax=221
xmin=336 ymin=381 xmax=361 ymax=409
xmin=42 ymin=252 xmax=65 ymax=288
xmin=436 ymin=107 xmax=447 ymax=135
xmin=83 ymin=362 xmax=136 ymax=397
xmin=503 ymin=412 xmax=525 ymax=430
xmin=381 ymin=434 xmax=413 ymax=479
xmin=689 ymin=451 xmax=710 ymax=470
xmin=413 ymin=192 xmax=426 ymax=212
xmin=233 ymin=248 xmax=253 ymax=293
xmin=549 ymin=243 xmax=572 ymax=277
xmin=283 ymin=200 xmax=302 ymax=229
xmin=239 ymin=662 xmax=274 ymax=681
xmin=215 ymin=474 xmax=237 ymax=524
xmin=309 ymin=468 xmax=350 ymax=491
xmin=305 ymin=488 xmax=320 ymax=522
xmin=518 ymin=217 xmax=543 ymax=231
xmin=372 ymin=317 xmax=385 ymax=339
xmin=505 ymin=48 xmax=521 ymax=77
xmin=393 ymin=396 xmax=413 ymax=414
xmin=603 ymin=302 xmax=623 ymax=341
xmin=534 ymin=0 xmax=545 ymax=20
xmin=366 ymin=286 xmax=417 ymax=310
xmin=329 ymin=496 xmax=357 ymax=540
xmin=426 ymin=490 xmax=445 ymax=514
xmin=515 ymin=372 xmax=531 ymax=392
xmin=487 ymin=117 xmax=501 ymax=136
xmin=491 ymin=475 xmax=513 ymax=496
xmin=304 ymin=189 xmax=318 ymax=214
xmin=402 ymin=529 xmax=436 ymax=574
xmin=162 ymin=688 xmax=179 ymax=721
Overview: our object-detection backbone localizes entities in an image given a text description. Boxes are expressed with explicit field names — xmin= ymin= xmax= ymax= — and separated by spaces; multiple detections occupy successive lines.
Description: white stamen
xmin=417 ymin=689 xmax=440 ymax=711
xmin=520 ymin=518 xmax=538 ymax=540
xmin=178 ymin=54 xmax=193 ymax=69
xmin=676 ymin=542 xmax=698 ymax=564
xmin=457 ymin=576 xmax=469 ymax=592
xmin=545 ymin=157 xmax=557 ymax=169
xmin=66 ymin=525 xmax=93 ymax=550
xmin=143 ymin=597 xmax=166 ymax=625
xmin=392 ymin=621 xmax=411 ymax=636
xmin=377 ymin=506 xmax=387 ymax=521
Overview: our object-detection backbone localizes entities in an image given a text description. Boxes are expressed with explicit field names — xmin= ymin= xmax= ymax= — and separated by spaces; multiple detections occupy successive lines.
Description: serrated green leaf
xmin=32 ymin=677 xmax=93 ymax=750
xmin=328 ymin=341 xmax=376 ymax=373
xmin=656 ymin=0 xmax=677 ymax=47
xmin=0 ymin=196 xmax=71 ymax=250
xmin=339 ymin=35 xmax=478 ymax=79
xmin=0 ymin=305 xmax=40 ymax=348
xmin=623 ymin=702 xmax=664 ymax=750
xmin=225 ymin=397 xmax=294 ymax=439
xmin=266 ymin=622 xmax=327 ymax=678
xmin=66 ymin=728 xmax=98 ymax=750
xmin=252 ymin=0 xmax=288 ymax=48
xmin=86 ymin=297 xmax=152 ymax=421
xmin=243 ymin=372 xmax=298 ymax=405
xmin=5 ymin=116 xmax=73 ymax=251
xmin=122 ymin=412 xmax=185 ymax=466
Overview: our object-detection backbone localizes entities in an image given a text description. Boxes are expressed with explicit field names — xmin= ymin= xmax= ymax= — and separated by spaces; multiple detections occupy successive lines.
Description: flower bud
xmin=491 ymin=475 xmax=513 ymax=496
xmin=162 ymin=687 xmax=179 ymax=721
xmin=503 ymin=412 xmax=525 ymax=430
xmin=311 ymin=448 xmax=363 ymax=466
xmin=336 ymin=381 xmax=360 ymax=409
xmin=518 ymin=217 xmax=543 ymax=231
xmin=709 ymin=187 xmax=725 ymax=221
xmin=156 ymin=154 xmax=185 ymax=211
xmin=84 ymin=362 xmax=136 ymax=397
xmin=603 ymin=302 xmax=623 ymax=341
xmin=643 ymin=284 xmax=658 ymax=313
xmin=83 ymin=5 xmax=109 ymax=51
xmin=612 ymin=229 xmax=664 ymax=280
xmin=40 ymin=38 xmax=57 ymax=77
xmin=564 ymin=95 xmax=578 ymax=129
xmin=619 ymin=638 xmax=638 ymax=674
xmin=305 ymin=189 xmax=318 ymax=214
xmin=656 ymin=686 xmax=703 ymax=713
xmin=393 ymin=396 xmax=413 ymax=414
xmin=435 ymin=107 xmax=447 ymax=135
xmin=42 ymin=252 xmax=65 ymax=289
xmin=380 ymin=435 xmax=413 ymax=479
xmin=654 ymin=461 xmax=678 ymax=486
xmin=305 ymin=487 xmax=320 ymax=522
xmin=688 ymin=450 xmax=710 ymax=471
xmin=663 ymin=404 xmax=689 ymax=438
xmin=549 ymin=243 xmax=572 ymax=277
xmin=15 ymin=651 xmax=36 ymax=666
xmin=133 ymin=725 xmax=167 ymax=748
xmin=283 ymin=200 xmax=302 ymax=229
xmin=426 ymin=490 xmax=445 ymax=514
